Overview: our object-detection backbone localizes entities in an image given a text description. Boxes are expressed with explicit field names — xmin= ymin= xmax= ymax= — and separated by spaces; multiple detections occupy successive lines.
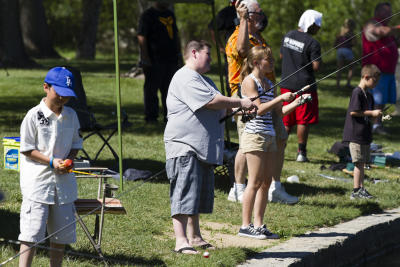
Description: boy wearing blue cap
xmin=18 ymin=67 xmax=83 ymax=267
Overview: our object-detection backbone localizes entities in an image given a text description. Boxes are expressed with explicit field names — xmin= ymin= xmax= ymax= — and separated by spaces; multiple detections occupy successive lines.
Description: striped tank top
xmin=243 ymin=73 xmax=275 ymax=136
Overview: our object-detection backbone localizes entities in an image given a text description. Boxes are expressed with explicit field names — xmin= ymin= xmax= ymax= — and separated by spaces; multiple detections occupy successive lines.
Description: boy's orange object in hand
xmin=62 ymin=159 xmax=73 ymax=169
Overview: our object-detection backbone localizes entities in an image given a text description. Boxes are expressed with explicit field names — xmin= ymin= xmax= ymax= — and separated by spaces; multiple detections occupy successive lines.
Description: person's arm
xmin=281 ymin=93 xmax=312 ymax=116
xmin=241 ymin=77 xmax=294 ymax=115
xmin=350 ymin=109 xmax=382 ymax=118
xmin=21 ymin=150 xmax=69 ymax=173
xmin=235 ymin=1 xmax=250 ymax=58
xmin=371 ymin=24 xmax=400 ymax=38
xmin=205 ymin=93 xmax=255 ymax=111
xmin=312 ymin=61 xmax=321 ymax=72
xmin=137 ymin=35 xmax=151 ymax=67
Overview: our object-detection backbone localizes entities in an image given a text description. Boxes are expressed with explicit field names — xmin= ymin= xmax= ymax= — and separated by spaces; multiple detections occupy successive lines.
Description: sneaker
xmin=296 ymin=153 xmax=309 ymax=162
xmin=227 ymin=186 xmax=245 ymax=203
xmin=238 ymin=224 xmax=267 ymax=240
xmin=256 ymin=224 xmax=279 ymax=239
xmin=350 ymin=188 xmax=374 ymax=200
xmin=268 ymin=186 xmax=299 ymax=204
xmin=359 ymin=187 xmax=374 ymax=199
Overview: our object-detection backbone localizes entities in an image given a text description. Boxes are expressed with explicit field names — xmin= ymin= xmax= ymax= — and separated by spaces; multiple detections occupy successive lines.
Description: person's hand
xmin=279 ymin=92 xmax=294 ymax=102
xmin=280 ymin=92 xmax=295 ymax=102
xmin=53 ymin=158 xmax=70 ymax=174
xmin=240 ymin=98 xmax=257 ymax=112
xmin=371 ymin=109 xmax=383 ymax=118
xmin=235 ymin=1 xmax=249 ymax=20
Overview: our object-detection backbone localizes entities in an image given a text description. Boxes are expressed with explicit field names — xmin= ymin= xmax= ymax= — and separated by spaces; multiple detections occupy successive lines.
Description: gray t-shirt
xmin=164 ymin=66 xmax=225 ymax=165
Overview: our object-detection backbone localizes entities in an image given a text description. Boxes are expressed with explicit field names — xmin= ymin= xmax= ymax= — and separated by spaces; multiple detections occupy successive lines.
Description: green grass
xmin=1 ymin=58 xmax=400 ymax=266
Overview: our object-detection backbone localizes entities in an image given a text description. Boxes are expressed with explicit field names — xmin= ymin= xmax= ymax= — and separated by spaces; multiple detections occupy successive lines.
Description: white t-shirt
xmin=20 ymin=99 xmax=83 ymax=204
xmin=164 ymin=66 xmax=225 ymax=165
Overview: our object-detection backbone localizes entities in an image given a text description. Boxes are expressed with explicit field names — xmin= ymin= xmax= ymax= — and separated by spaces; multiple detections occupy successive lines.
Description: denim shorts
xmin=166 ymin=152 xmax=214 ymax=217
xmin=19 ymin=199 xmax=76 ymax=244
xmin=337 ymin=47 xmax=354 ymax=61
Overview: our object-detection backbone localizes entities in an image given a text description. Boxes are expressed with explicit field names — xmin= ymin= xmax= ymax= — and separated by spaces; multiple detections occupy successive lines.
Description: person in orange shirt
xmin=225 ymin=0 xmax=298 ymax=205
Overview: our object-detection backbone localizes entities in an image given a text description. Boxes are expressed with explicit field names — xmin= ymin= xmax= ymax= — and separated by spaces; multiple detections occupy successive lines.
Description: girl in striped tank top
xmin=238 ymin=46 xmax=311 ymax=240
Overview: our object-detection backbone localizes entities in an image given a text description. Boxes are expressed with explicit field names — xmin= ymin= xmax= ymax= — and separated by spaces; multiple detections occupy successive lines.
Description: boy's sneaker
xmin=268 ymin=186 xmax=299 ymax=204
xmin=238 ymin=224 xmax=267 ymax=240
xmin=228 ymin=186 xmax=245 ymax=203
xmin=350 ymin=188 xmax=374 ymax=200
xmin=256 ymin=224 xmax=279 ymax=239
xmin=296 ymin=153 xmax=309 ymax=162
xmin=359 ymin=187 xmax=374 ymax=199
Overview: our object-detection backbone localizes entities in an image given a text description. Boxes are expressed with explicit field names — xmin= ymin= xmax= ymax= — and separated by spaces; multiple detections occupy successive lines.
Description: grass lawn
xmin=0 ymin=57 xmax=400 ymax=266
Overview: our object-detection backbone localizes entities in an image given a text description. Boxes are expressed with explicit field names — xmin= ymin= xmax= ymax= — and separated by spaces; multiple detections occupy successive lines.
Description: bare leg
xmin=49 ymin=243 xmax=65 ymax=267
xmin=188 ymin=215 xmax=214 ymax=249
xmin=172 ymin=214 xmax=198 ymax=254
xmin=242 ymin=151 xmax=266 ymax=226
xmin=353 ymin=162 xmax=364 ymax=189
xmin=253 ymin=152 xmax=274 ymax=227
xmin=346 ymin=66 xmax=353 ymax=87
xmin=297 ymin=124 xmax=309 ymax=145
xmin=336 ymin=59 xmax=344 ymax=88
xmin=272 ymin=138 xmax=286 ymax=183
xmin=234 ymin=149 xmax=247 ymax=184
xmin=19 ymin=242 xmax=36 ymax=267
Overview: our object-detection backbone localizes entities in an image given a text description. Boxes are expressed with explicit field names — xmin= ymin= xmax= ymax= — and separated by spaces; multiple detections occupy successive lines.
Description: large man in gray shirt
xmin=164 ymin=40 xmax=256 ymax=254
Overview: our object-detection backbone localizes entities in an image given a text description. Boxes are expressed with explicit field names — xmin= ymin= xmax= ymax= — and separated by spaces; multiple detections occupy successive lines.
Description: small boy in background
xmin=18 ymin=67 xmax=82 ymax=267
xmin=343 ymin=64 xmax=382 ymax=200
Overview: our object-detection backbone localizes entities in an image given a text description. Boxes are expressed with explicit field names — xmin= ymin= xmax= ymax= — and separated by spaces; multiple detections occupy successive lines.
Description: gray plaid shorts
xmin=166 ymin=152 xmax=214 ymax=217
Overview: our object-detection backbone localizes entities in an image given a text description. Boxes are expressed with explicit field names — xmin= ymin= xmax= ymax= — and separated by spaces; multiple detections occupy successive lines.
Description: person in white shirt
xmin=18 ymin=67 xmax=82 ymax=267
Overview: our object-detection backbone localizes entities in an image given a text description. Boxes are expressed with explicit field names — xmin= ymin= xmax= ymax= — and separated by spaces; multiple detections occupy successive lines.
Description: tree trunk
xmin=19 ymin=0 xmax=61 ymax=58
xmin=76 ymin=0 xmax=102 ymax=59
xmin=0 ymin=0 xmax=36 ymax=67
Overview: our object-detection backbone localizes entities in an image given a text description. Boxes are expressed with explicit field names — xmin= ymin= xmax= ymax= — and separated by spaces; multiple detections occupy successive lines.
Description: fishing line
xmin=0 ymin=168 xmax=166 ymax=266
xmin=296 ymin=40 xmax=397 ymax=94
xmin=219 ymin=10 xmax=400 ymax=123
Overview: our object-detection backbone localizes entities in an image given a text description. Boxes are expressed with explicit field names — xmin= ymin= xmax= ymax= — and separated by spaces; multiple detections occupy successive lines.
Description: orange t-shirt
xmin=226 ymin=26 xmax=275 ymax=95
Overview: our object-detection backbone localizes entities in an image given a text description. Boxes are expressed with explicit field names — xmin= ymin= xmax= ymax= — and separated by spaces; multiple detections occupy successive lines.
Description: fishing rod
xmin=0 ymin=168 xmax=166 ymax=266
xmin=220 ymin=37 xmax=398 ymax=123
xmin=219 ymin=10 xmax=400 ymax=123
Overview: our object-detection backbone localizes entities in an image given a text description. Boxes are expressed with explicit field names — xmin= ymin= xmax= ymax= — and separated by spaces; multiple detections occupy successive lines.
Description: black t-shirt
xmin=208 ymin=5 xmax=238 ymax=44
xmin=280 ymin=30 xmax=321 ymax=92
xmin=342 ymin=87 xmax=374 ymax=145
xmin=138 ymin=7 xmax=179 ymax=62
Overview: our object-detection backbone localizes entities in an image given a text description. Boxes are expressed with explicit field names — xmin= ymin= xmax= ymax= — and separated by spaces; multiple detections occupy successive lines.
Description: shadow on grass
xmin=0 ymin=209 xmax=20 ymax=241
xmin=64 ymin=248 xmax=166 ymax=266
xmin=285 ymin=182 xmax=348 ymax=197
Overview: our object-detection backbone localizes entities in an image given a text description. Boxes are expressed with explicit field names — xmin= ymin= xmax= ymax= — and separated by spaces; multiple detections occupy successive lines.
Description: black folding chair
xmin=64 ymin=66 xmax=131 ymax=165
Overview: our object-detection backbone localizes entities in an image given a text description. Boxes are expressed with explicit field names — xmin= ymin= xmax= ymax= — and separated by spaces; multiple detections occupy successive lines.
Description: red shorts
xmin=281 ymin=88 xmax=319 ymax=127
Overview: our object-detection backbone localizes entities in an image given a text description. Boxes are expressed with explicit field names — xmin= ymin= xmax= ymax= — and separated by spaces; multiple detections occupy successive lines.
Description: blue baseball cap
xmin=44 ymin=67 xmax=76 ymax=98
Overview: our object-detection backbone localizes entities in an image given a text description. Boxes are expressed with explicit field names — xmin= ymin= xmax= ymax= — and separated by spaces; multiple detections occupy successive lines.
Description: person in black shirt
xmin=280 ymin=9 xmax=322 ymax=162
xmin=343 ymin=64 xmax=382 ymax=199
xmin=137 ymin=2 xmax=182 ymax=123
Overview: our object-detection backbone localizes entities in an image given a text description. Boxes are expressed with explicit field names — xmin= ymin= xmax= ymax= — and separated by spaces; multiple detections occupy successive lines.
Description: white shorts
xmin=18 ymin=199 xmax=76 ymax=244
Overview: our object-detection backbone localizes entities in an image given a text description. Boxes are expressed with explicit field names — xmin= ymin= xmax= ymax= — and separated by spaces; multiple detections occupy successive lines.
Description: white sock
xmin=234 ymin=183 xmax=246 ymax=190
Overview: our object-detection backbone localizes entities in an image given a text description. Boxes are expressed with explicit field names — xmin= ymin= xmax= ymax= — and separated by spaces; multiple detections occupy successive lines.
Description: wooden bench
xmin=74 ymin=167 xmax=126 ymax=259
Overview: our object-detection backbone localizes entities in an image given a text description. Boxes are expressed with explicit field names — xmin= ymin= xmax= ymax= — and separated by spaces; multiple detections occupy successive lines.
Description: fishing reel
xmin=241 ymin=110 xmax=257 ymax=123
xmin=297 ymin=94 xmax=312 ymax=106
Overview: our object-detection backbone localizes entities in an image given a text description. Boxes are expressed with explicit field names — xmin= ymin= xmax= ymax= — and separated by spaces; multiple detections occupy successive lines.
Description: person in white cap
xmin=279 ymin=9 xmax=323 ymax=163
